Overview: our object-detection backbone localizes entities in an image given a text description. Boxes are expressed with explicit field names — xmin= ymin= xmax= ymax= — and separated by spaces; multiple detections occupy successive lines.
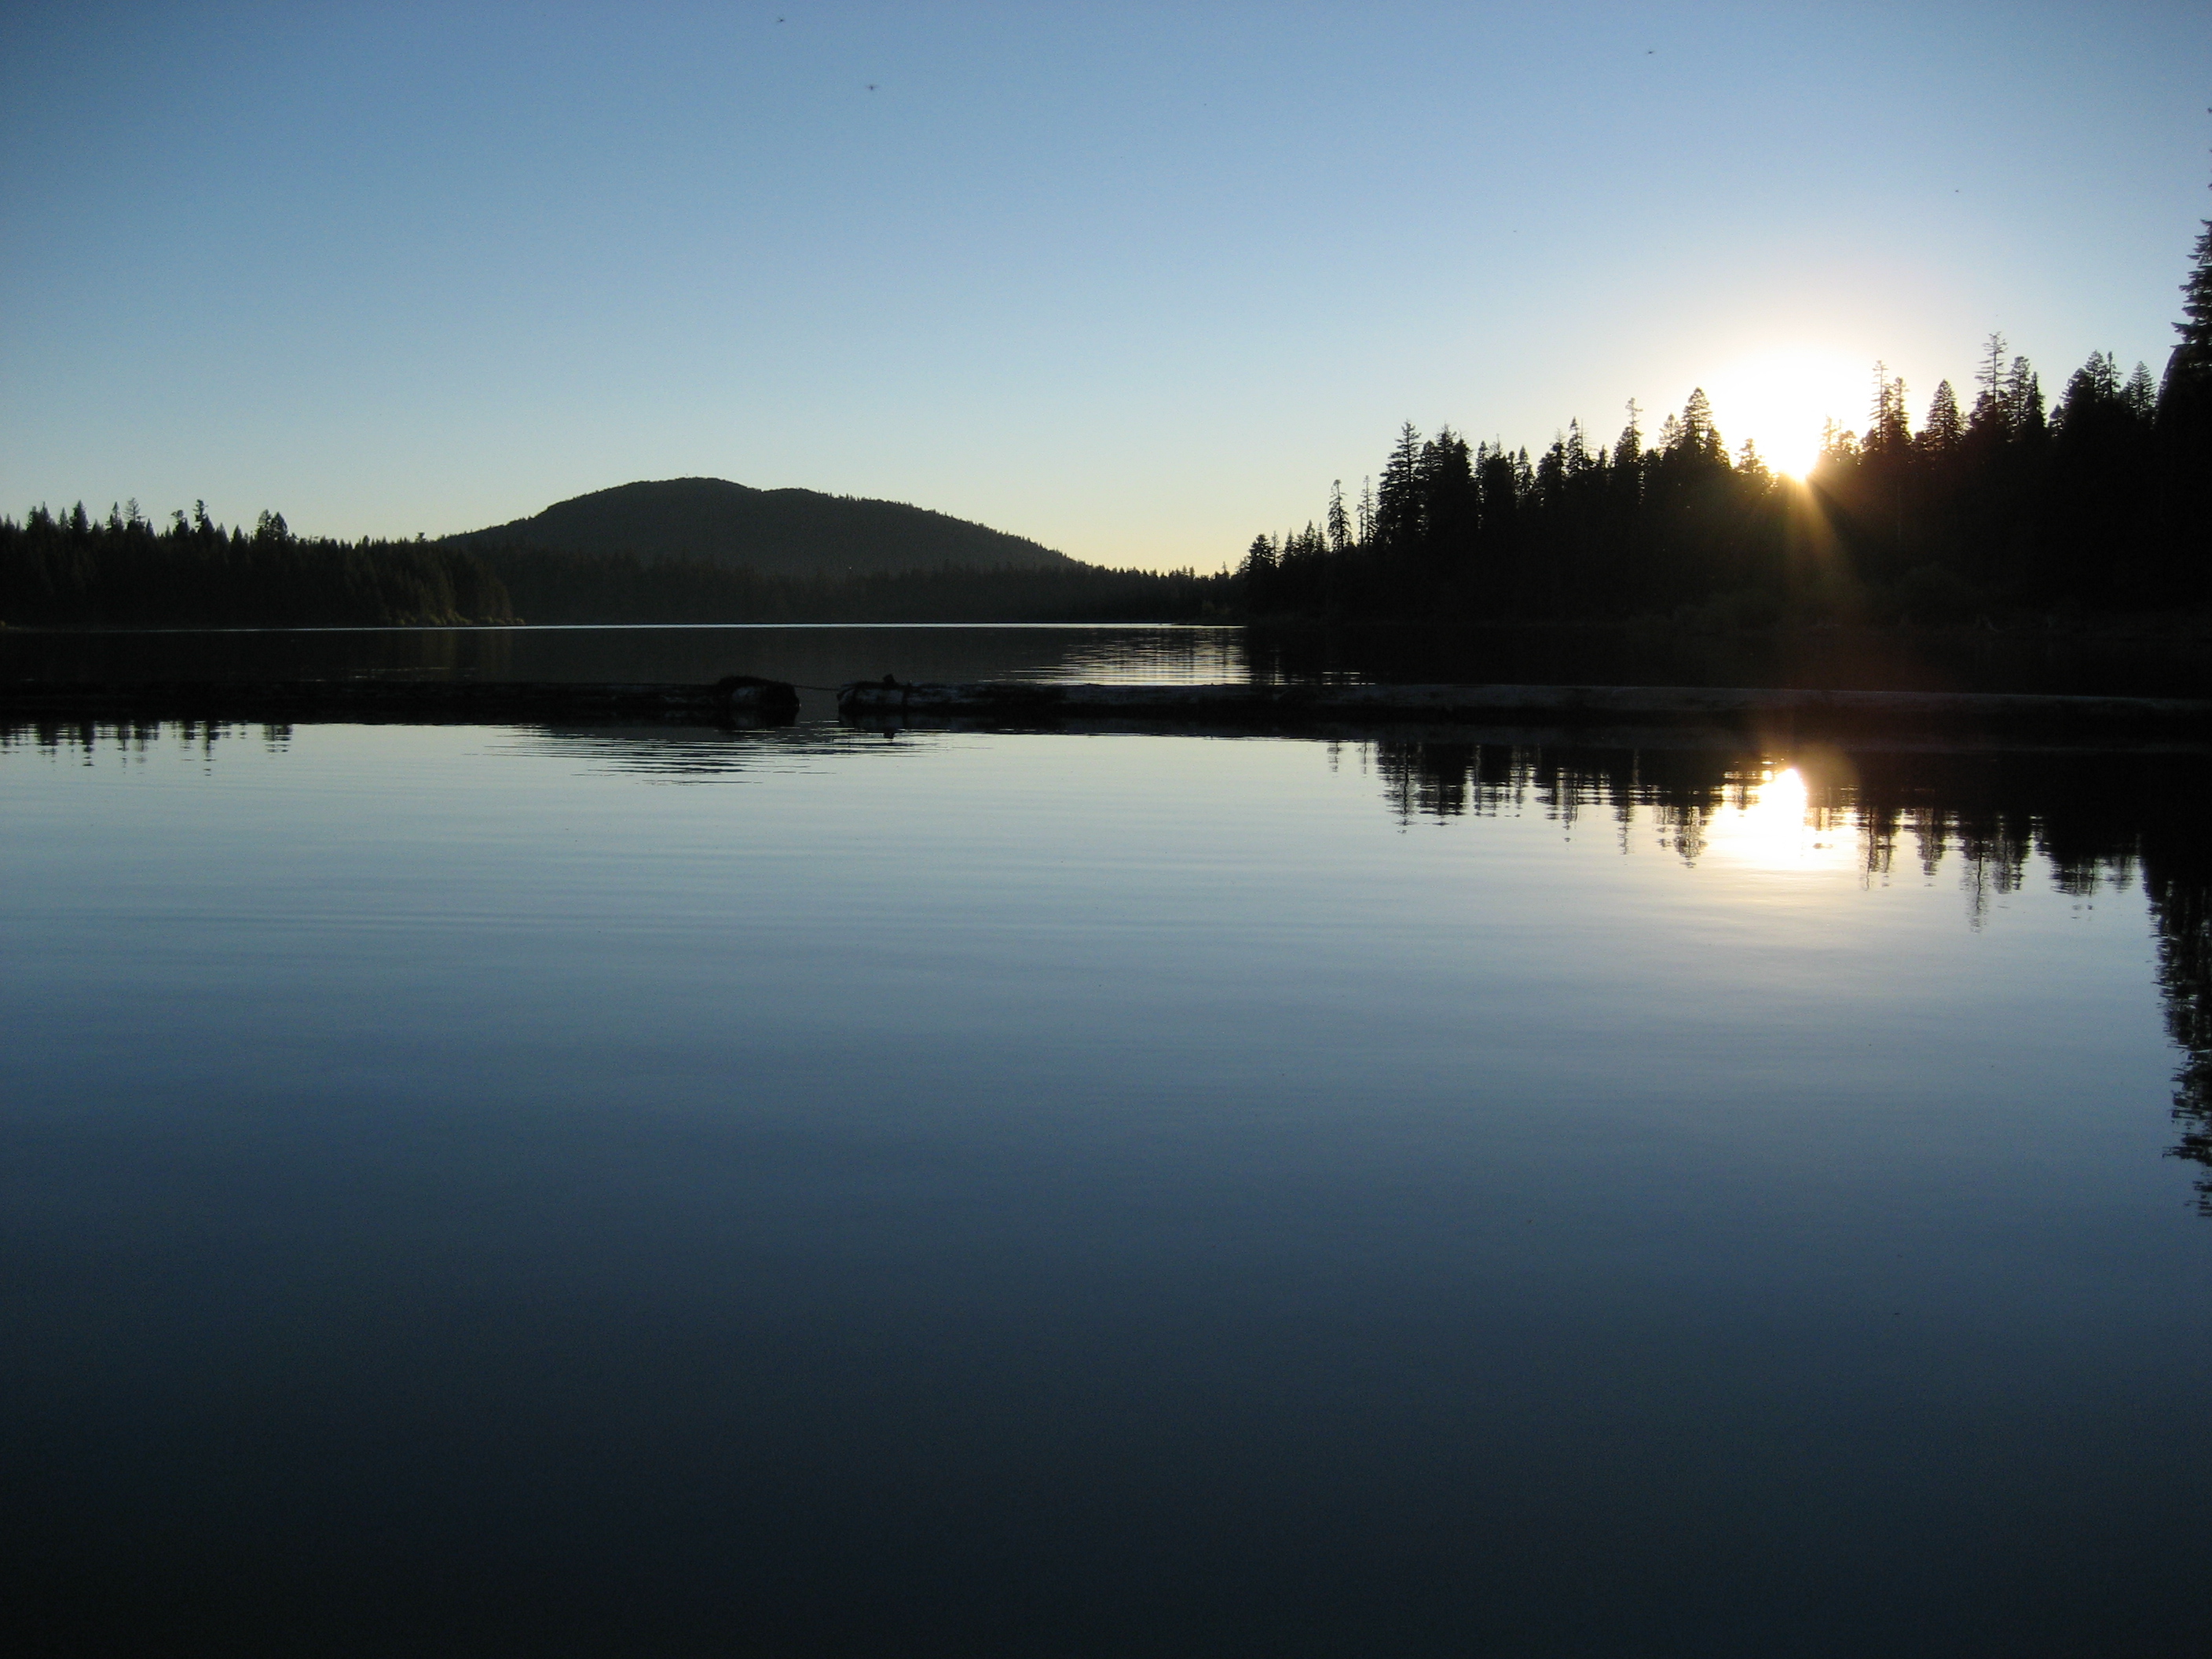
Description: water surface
xmin=3 ymin=636 xmax=2209 ymax=1656
xmin=7 ymin=615 xmax=2207 ymax=697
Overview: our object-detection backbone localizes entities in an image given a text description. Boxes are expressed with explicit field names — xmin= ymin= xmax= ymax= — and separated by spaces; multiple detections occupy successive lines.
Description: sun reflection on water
xmin=1703 ymin=763 xmax=1859 ymax=873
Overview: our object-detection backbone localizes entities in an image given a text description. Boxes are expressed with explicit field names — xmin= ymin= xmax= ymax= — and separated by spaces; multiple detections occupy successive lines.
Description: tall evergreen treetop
xmin=2056 ymin=352 xmax=2122 ymax=437
xmin=2163 ymin=167 xmax=2212 ymax=428
xmin=1675 ymin=389 xmax=1726 ymax=461
xmin=2167 ymin=225 xmax=2212 ymax=390
xmin=1613 ymin=400 xmax=1642 ymax=468
xmin=1374 ymin=423 xmax=1424 ymax=549
xmin=1971 ymin=334 xmax=2010 ymax=431
xmin=1866 ymin=364 xmax=1911 ymax=456
xmin=1921 ymin=381 xmax=1964 ymax=455
xmin=2124 ymin=361 xmax=2159 ymax=421
xmin=2005 ymin=358 xmax=2045 ymax=438
xmin=2159 ymin=134 xmax=2212 ymax=566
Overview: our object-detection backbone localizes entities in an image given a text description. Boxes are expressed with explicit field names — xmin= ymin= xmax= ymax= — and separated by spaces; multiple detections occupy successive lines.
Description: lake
xmin=5 ymin=625 xmax=2209 ymax=1656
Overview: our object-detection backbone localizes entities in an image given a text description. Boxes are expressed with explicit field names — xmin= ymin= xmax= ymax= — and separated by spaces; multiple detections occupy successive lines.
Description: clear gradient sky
xmin=4 ymin=2 xmax=2208 ymax=570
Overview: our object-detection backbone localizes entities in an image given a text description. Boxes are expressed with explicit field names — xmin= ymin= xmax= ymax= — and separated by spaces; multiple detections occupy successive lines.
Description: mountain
xmin=447 ymin=478 xmax=1071 ymax=577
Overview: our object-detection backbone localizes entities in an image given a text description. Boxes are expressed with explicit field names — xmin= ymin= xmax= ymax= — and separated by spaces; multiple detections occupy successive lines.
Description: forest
xmin=0 ymin=504 xmax=517 ymax=628
xmin=470 ymin=544 xmax=1216 ymax=624
xmin=1244 ymin=225 xmax=2212 ymax=625
xmin=0 ymin=504 xmax=1218 ymax=628
xmin=8 ymin=212 xmax=2207 ymax=632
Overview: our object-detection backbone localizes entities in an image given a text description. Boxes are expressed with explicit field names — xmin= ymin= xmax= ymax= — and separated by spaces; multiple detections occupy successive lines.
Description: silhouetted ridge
xmin=0 ymin=499 xmax=1217 ymax=627
xmin=449 ymin=478 xmax=1071 ymax=577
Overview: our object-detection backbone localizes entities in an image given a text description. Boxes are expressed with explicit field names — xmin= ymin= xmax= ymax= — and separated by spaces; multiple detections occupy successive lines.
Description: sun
xmin=1701 ymin=348 xmax=1871 ymax=478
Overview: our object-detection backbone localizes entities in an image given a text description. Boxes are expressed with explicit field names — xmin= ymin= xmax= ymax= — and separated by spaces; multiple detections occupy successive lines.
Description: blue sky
xmin=4 ymin=2 xmax=2207 ymax=569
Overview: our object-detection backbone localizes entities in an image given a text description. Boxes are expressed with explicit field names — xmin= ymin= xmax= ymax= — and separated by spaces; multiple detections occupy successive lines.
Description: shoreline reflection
xmin=7 ymin=716 xmax=2207 ymax=1211
xmin=1375 ymin=735 xmax=2212 ymax=1208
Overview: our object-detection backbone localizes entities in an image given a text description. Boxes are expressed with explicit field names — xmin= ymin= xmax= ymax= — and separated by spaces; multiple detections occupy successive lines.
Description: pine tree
xmin=1374 ymin=423 xmax=1423 ymax=550
xmin=1326 ymin=480 xmax=1350 ymax=552
xmin=1920 ymin=380 xmax=1964 ymax=456
xmin=2161 ymin=152 xmax=2212 ymax=442
xmin=1536 ymin=436 xmax=1570 ymax=505
xmin=2055 ymin=352 xmax=2119 ymax=438
xmin=2157 ymin=139 xmax=2212 ymax=599
xmin=2163 ymin=218 xmax=2212 ymax=410
xmin=1563 ymin=418 xmax=1594 ymax=475
xmin=2124 ymin=361 xmax=2159 ymax=423
xmin=1971 ymin=334 xmax=2009 ymax=431
xmin=1817 ymin=418 xmax=1859 ymax=467
xmin=2005 ymin=357 xmax=2045 ymax=441
xmin=1678 ymin=388 xmax=1723 ymax=460
xmin=1866 ymin=364 xmax=1911 ymax=456
xmin=1613 ymin=399 xmax=1642 ymax=468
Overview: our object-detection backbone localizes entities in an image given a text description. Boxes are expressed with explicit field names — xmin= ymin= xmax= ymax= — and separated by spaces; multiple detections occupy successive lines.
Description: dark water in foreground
xmin=4 ymin=628 xmax=2210 ymax=1655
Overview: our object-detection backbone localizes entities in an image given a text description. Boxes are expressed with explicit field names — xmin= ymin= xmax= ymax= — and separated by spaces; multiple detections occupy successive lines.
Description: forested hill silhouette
xmin=0 ymin=499 xmax=1212 ymax=627
xmin=448 ymin=478 xmax=1071 ymax=577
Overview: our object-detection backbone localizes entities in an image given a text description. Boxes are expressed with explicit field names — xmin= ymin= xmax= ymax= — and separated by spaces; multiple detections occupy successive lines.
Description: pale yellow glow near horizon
xmin=1701 ymin=350 xmax=1873 ymax=478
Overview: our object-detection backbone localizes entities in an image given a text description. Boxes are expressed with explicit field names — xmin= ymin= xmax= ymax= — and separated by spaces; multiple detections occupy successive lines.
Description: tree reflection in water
xmin=1373 ymin=738 xmax=2212 ymax=1210
xmin=7 ymin=716 xmax=2207 ymax=1210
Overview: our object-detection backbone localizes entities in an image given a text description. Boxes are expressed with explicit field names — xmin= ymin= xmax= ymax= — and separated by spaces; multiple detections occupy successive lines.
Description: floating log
xmin=838 ymin=679 xmax=2212 ymax=740
xmin=0 ymin=674 xmax=800 ymax=725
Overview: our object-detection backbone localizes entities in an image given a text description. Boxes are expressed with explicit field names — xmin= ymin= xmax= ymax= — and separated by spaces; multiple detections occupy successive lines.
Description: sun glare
xmin=1703 ymin=350 xmax=1870 ymax=478
xmin=1703 ymin=764 xmax=1858 ymax=873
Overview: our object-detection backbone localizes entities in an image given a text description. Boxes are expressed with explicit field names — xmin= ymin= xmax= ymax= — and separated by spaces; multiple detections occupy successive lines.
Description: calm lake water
xmin=5 ymin=627 xmax=2210 ymax=1656
xmin=5 ymin=613 xmax=2208 ymax=697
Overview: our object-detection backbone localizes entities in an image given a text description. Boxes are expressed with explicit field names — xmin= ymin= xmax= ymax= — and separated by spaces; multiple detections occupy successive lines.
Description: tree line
xmin=468 ymin=543 xmax=1221 ymax=624
xmin=0 ymin=504 xmax=1223 ymax=628
xmin=12 ymin=192 xmax=2207 ymax=632
xmin=0 ymin=503 xmax=517 ymax=628
xmin=1244 ymin=215 xmax=2212 ymax=624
